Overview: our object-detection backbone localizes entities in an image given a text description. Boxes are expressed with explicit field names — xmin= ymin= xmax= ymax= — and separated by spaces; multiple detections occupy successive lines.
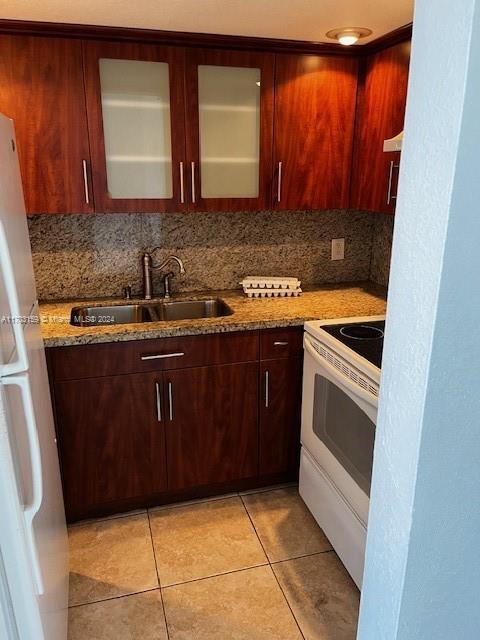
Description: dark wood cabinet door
xmin=273 ymin=54 xmax=358 ymax=210
xmin=259 ymin=356 xmax=303 ymax=476
xmin=54 ymin=372 xmax=167 ymax=519
xmin=165 ymin=363 xmax=259 ymax=490
xmin=350 ymin=41 xmax=411 ymax=214
xmin=83 ymin=40 xmax=187 ymax=213
xmin=184 ymin=48 xmax=274 ymax=211
xmin=0 ymin=36 xmax=92 ymax=214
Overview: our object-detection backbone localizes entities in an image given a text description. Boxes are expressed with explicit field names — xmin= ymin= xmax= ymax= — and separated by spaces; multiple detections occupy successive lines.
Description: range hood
xmin=383 ymin=131 xmax=403 ymax=152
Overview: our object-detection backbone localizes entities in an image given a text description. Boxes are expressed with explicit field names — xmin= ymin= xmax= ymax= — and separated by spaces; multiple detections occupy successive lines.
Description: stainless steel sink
xmin=70 ymin=298 xmax=233 ymax=327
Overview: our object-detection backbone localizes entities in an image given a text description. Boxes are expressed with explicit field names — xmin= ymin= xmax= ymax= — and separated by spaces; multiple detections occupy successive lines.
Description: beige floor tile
xmin=239 ymin=482 xmax=297 ymax=496
xmin=272 ymin=552 xmax=360 ymax=640
xmin=242 ymin=487 xmax=332 ymax=562
xmin=68 ymin=590 xmax=168 ymax=640
xmin=148 ymin=492 xmax=238 ymax=513
xmin=149 ymin=497 xmax=267 ymax=586
xmin=68 ymin=508 xmax=147 ymax=528
xmin=162 ymin=565 xmax=303 ymax=640
xmin=69 ymin=513 xmax=158 ymax=606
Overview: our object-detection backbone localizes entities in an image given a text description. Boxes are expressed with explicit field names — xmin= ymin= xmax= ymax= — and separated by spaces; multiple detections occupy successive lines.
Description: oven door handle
xmin=304 ymin=335 xmax=377 ymax=405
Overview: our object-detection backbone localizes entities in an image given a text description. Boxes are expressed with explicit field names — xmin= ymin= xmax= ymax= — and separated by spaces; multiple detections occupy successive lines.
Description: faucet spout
xmin=154 ymin=255 xmax=186 ymax=275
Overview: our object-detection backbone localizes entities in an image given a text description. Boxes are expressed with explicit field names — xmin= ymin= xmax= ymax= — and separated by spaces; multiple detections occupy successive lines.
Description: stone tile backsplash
xmin=369 ymin=214 xmax=395 ymax=288
xmin=27 ymin=209 xmax=382 ymax=301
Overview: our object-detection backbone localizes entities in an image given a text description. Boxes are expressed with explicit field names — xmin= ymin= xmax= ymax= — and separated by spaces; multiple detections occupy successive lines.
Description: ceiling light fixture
xmin=325 ymin=27 xmax=372 ymax=46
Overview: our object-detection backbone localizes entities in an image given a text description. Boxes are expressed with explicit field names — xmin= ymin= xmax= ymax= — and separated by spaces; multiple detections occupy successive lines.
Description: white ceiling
xmin=0 ymin=0 xmax=414 ymax=44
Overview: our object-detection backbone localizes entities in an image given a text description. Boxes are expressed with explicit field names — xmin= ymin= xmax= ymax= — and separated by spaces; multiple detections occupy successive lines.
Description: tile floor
xmin=67 ymin=486 xmax=360 ymax=640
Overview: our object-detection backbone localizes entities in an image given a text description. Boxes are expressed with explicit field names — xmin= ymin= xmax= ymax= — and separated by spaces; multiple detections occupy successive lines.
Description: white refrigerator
xmin=0 ymin=113 xmax=68 ymax=639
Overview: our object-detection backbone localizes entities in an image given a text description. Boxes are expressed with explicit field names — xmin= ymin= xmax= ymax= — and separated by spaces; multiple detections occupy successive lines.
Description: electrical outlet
xmin=331 ymin=238 xmax=345 ymax=261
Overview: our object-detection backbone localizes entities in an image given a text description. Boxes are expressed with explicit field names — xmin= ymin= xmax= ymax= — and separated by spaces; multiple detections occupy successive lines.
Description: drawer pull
xmin=265 ymin=370 xmax=269 ymax=408
xmin=82 ymin=159 xmax=90 ymax=205
xmin=191 ymin=161 xmax=196 ymax=204
xmin=155 ymin=382 xmax=162 ymax=422
xmin=179 ymin=161 xmax=185 ymax=204
xmin=141 ymin=352 xmax=185 ymax=361
xmin=168 ymin=381 xmax=173 ymax=421
xmin=274 ymin=341 xmax=288 ymax=346
xmin=386 ymin=161 xmax=400 ymax=205
xmin=277 ymin=161 xmax=282 ymax=202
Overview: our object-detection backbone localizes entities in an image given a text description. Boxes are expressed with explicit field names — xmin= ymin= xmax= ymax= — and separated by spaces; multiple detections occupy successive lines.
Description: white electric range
xmin=299 ymin=315 xmax=385 ymax=588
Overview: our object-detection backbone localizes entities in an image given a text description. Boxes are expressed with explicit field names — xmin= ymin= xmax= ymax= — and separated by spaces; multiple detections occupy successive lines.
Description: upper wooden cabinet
xmin=184 ymin=49 xmax=274 ymax=211
xmin=83 ymin=41 xmax=187 ymax=213
xmin=0 ymin=36 xmax=93 ymax=214
xmin=273 ymin=54 xmax=358 ymax=210
xmin=0 ymin=29 xmax=411 ymax=215
xmin=350 ymin=41 xmax=411 ymax=214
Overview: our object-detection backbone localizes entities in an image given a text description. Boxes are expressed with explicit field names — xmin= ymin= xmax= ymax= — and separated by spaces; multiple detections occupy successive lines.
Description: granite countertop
xmin=39 ymin=283 xmax=387 ymax=348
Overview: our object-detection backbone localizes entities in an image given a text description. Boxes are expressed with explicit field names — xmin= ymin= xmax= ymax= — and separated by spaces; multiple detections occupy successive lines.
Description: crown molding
xmin=0 ymin=19 xmax=412 ymax=56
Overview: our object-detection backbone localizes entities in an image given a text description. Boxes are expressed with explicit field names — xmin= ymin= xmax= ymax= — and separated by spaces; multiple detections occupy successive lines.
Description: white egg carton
xmin=244 ymin=287 xmax=302 ymax=298
xmin=240 ymin=276 xmax=301 ymax=291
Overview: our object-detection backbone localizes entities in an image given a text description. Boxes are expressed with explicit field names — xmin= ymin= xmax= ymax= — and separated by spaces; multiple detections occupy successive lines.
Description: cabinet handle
xmin=82 ymin=159 xmax=90 ymax=205
xmin=141 ymin=352 xmax=185 ymax=361
xmin=168 ymin=381 xmax=173 ymax=421
xmin=155 ymin=382 xmax=162 ymax=422
xmin=274 ymin=341 xmax=288 ymax=346
xmin=191 ymin=161 xmax=196 ymax=203
xmin=179 ymin=161 xmax=185 ymax=204
xmin=265 ymin=370 xmax=269 ymax=408
xmin=386 ymin=161 xmax=400 ymax=205
xmin=277 ymin=161 xmax=282 ymax=202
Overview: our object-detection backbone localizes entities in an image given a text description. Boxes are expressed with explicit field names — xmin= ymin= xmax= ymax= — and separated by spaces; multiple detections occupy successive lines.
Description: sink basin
xmin=70 ymin=299 xmax=233 ymax=327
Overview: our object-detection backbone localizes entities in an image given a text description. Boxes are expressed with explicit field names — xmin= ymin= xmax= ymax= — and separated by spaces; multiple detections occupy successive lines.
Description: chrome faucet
xmin=142 ymin=250 xmax=185 ymax=300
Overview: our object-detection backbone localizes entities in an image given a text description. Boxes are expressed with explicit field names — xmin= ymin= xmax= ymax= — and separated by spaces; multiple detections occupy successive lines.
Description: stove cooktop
xmin=321 ymin=319 xmax=385 ymax=369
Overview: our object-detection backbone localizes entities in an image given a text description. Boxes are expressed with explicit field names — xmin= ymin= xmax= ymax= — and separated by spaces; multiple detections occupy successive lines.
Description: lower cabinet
xmin=259 ymin=356 xmax=303 ymax=476
xmin=54 ymin=372 xmax=168 ymax=517
xmin=49 ymin=329 xmax=303 ymax=521
xmin=165 ymin=363 xmax=259 ymax=490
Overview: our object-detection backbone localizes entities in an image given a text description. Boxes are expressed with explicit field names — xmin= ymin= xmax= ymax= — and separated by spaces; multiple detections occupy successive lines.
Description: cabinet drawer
xmin=260 ymin=327 xmax=303 ymax=360
xmin=49 ymin=331 xmax=259 ymax=381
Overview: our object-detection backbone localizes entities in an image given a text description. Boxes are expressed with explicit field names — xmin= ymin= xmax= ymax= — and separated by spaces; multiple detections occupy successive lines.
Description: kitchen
xmin=2 ymin=1 xmax=469 ymax=639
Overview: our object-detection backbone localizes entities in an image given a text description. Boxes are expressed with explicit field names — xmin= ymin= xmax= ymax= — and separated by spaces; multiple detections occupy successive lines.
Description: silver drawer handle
xmin=168 ymin=381 xmax=173 ymax=421
xmin=155 ymin=382 xmax=162 ymax=422
xmin=191 ymin=161 xmax=196 ymax=203
xmin=82 ymin=159 xmax=90 ymax=205
xmin=141 ymin=352 xmax=185 ymax=361
xmin=265 ymin=370 xmax=269 ymax=408
xmin=274 ymin=341 xmax=288 ymax=346
xmin=386 ymin=161 xmax=400 ymax=205
xmin=179 ymin=161 xmax=185 ymax=204
xmin=277 ymin=161 xmax=282 ymax=202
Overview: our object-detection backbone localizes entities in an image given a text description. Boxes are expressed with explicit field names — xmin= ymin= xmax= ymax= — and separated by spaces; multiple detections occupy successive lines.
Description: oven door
xmin=301 ymin=333 xmax=377 ymax=525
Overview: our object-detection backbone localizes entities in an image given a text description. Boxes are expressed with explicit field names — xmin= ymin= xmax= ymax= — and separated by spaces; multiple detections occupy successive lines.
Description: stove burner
xmin=339 ymin=325 xmax=384 ymax=341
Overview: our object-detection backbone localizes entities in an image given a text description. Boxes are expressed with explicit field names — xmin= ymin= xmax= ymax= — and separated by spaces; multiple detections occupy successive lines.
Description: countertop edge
xmin=42 ymin=316 xmax=313 ymax=348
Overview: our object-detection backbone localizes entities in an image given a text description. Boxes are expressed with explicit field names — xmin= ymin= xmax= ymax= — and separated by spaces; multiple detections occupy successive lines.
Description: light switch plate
xmin=331 ymin=238 xmax=345 ymax=261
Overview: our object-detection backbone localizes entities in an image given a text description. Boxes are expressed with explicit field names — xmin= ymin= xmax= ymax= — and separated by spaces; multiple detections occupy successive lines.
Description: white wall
xmin=358 ymin=0 xmax=480 ymax=637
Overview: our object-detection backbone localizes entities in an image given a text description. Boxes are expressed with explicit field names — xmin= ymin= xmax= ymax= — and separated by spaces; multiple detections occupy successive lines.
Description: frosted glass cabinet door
xmin=186 ymin=50 xmax=274 ymax=211
xmin=99 ymin=58 xmax=173 ymax=200
xmin=198 ymin=65 xmax=260 ymax=198
xmin=83 ymin=42 xmax=186 ymax=213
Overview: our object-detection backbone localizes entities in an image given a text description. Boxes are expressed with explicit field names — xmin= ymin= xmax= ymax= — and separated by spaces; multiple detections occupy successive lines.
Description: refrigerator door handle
xmin=0 ymin=220 xmax=29 ymax=376
xmin=2 ymin=376 xmax=44 ymax=595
